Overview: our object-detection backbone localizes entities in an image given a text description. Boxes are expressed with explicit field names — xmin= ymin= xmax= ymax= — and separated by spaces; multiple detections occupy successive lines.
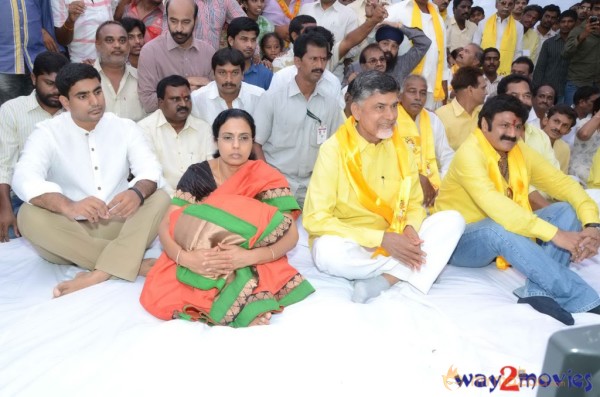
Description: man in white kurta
xmin=303 ymin=71 xmax=465 ymax=303
xmin=12 ymin=63 xmax=170 ymax=297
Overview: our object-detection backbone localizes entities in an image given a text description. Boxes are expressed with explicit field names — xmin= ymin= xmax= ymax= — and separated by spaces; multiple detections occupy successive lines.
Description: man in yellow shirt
xmin=303 ymin=71 xmax=465 ymax=303
xmin=436 ymin=94 xmax=600 ymax=325
xmin=540 ymin=104 xmax=576 ymax=174
xmin=436 ymin=66 xmax=486 ymax=150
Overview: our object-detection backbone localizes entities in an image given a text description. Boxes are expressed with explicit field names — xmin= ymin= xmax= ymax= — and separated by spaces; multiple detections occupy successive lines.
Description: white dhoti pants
xmin=312 ymin=210 xmax=465 ymax=294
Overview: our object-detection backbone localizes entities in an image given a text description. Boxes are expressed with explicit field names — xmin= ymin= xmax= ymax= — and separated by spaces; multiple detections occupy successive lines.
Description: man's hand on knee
xmin=0 ymin=204 xmax=18 ymax=242
xmin=381 ymin=227 xmax=426 ymax=270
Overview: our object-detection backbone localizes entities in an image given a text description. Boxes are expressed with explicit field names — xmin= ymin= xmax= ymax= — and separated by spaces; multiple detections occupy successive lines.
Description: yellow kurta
xmin=435 ymin=134 xmax=599 ymax=241
xmin=553 ymin=139 xmax=570 ymax=175
xmin=303 ymin=126 xmax=425 ymax=248
xmin=435 ymin=98 xmax=481 ymax=150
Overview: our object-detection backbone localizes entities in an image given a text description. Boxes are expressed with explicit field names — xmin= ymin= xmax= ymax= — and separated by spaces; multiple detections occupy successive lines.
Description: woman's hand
xmin=179 ymin=247 xmax=235 ymax=277
xmin=216 ymin=243 xmax=257 ymax=269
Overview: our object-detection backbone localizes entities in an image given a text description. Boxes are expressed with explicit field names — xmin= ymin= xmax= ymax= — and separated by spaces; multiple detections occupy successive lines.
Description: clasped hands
xmin=552 ymin=228 xmax=600 ymax=262
xmin=63 ymin=190 xmax=142 ymax=222
xmin=178 ymin=243 xmax=250 ymax=278
xmin=381 ymin=225 xmax=426 ymax=271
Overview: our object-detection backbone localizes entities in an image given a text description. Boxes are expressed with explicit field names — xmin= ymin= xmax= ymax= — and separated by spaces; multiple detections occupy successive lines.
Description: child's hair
xmin=260 ymin=32 xmax=284 ymax=60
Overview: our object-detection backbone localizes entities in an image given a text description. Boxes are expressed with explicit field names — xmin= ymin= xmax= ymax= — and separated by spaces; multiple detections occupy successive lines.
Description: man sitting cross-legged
xmin=12 ymin=63 xmax=170 ymax=297
xmin=435 ymin=94 xmax=600 ymax=325
xmin=303 ymin=70 xmax=465 ymax=303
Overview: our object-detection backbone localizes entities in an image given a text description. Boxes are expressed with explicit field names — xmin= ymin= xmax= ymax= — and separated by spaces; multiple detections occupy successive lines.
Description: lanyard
xmin=306 ymin=109 xmax=322 ymax=125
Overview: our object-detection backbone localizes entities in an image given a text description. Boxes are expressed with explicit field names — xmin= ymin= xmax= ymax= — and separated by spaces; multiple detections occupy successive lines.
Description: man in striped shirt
xmin=0 ymin=52 xmax=69 ymax=242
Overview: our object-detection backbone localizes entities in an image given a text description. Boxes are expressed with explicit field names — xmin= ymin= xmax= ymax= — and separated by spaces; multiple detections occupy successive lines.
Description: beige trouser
xmin=17 ymin=190 xmax=170 ymax=281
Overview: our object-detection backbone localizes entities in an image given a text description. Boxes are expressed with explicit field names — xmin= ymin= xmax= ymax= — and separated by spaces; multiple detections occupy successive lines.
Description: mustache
xmin=311 ymin=68 xmax=324 ymax=74
xmin=500 ymin=135 xmax=517 ymax=142
xmin=176 ymin=106 xmax=189 ymax=112
xmin=221 ymin=83 xmax=236 ymax=88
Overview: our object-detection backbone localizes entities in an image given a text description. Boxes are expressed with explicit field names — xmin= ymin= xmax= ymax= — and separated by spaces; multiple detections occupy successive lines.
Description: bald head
xmin=166 ymin=0 xmax=198 ymax=20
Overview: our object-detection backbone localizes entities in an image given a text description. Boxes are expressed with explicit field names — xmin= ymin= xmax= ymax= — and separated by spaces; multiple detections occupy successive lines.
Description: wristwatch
xmin=584 ymin=223 xmax=600 ymax=230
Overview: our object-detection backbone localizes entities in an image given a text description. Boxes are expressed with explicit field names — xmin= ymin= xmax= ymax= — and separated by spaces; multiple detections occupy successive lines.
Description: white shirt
xmin=95 ymin=60 xmax=146 ymax=122
xmin=138 ymin=110 xmax=215 ymax=196
xmin=13 ymin=112 xmax=163 ymax=203
xmin=565 ymin=114 xmax=591 ymax=149
xmin=270 ymin=65 xmax=344 ymax=108
xmin=473 ymin=14 xmax=524 ymax=59
xmin=528 ymin=108 xmax=541 ymax=130
xmin=416 ymin=110 xmax=455 ymax=177
xmin=386 ymin=0 xmax=449 ymax=94
xmin=0 ymin=91 xmax=60 ymax=185
xmin=190 ymin=81 xmax=265 ymax=126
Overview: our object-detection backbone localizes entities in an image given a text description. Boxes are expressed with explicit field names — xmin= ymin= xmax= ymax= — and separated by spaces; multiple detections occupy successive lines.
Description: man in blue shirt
xmin=0 ymin=0 xmax=61 ymax=106
xmin=227 ymin=17 xmax=273 ymax=90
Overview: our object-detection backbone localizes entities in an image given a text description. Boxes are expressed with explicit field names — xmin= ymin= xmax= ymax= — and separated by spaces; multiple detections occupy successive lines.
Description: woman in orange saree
xmin=140 ymin=109 xmax=314 ymax=327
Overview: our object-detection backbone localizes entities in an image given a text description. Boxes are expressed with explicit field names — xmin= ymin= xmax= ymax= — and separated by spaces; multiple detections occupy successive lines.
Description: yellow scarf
xmin=474 ymin=128 xmax=530 ymax=269
xmin=336 ymin=116 xmax=413 ymax=257
xmin=481 ymin=13 xmax=517 ymax=76
xmin=396 ymin=105 xmax=441 ymax=190
xmin=411 ymin=0 xmax=445 ymax=102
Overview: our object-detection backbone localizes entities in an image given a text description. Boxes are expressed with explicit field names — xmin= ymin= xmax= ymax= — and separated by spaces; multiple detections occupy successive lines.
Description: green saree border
xmin=261 ymin=196 xmax=301 ymax=212
xmin=279 ymin=279 xmax=315 ymax=307
xmin=176 ymin=266 xmax=227 ymax=290
xmin=230 ymin=298 xmax=281 ymax=328
xmin=171 ymin=197 xmax=189 ymax=207
xmin=209 ymin=267 xmax=253 ymax=322
xmin=255 ymin=210 xmax=285 ymax=245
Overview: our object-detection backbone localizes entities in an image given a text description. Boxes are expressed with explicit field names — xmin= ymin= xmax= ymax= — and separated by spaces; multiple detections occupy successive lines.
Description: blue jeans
xmin=564 ymin=81 xmax=579 ymax=106
xmin=448 ymin=202 xmax=600 ymax=313
xmin=8 ymin=192 xmax=23 ymax=239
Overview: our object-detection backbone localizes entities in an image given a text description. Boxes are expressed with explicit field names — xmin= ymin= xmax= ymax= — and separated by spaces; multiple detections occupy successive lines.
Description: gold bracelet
xmin=175 ymin=248 xmax=182 ymax=265
xmin=268 ymin=247 xmax=276 ymax=261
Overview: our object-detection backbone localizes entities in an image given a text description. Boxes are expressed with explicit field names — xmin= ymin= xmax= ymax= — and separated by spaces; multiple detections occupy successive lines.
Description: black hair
xmin=227 ymin=17 xmax=259 ymax=40
xmin=594 ymin=96 xmax=600 ymax=114
xmin=212 ymin=108 xmax=257 ymax=160
xmin=303 ymin=26 xmax=335 ymax=53
xmin=156 ymin=75 xmax=190 ymax=100
xmin=497 ymin=74 xmax=533 ymax=95
xmin=559 ymin=9 xmax=578 ymax=21
xmin=121 ymin=17 xmax=146 ymax=37
xmin=573 ymin=85 xmax=600 ymax=106
xmin=546 ymin=104 xmax=577 ymax=128
xmin=542 ymin=4 xmax=561 ymax=16
xmin=165 ymin=0 xmax=199 ymax=20
xmin=32 ymin=51 xmax=69 ymax=77
xmin=56 ymin=63 xmax=101 ymax=97
xmin=453 ymin=0 xmax=473 ymax=11
xmin=511 ymin=56 xmax=534 ymax=75
xmin=478 ymin=94 xmax=529 ymax=129
xmin=288 ymin=15 xmax=317 ymax=43
xmin=483 ymin=47 xmax=500 ymax=58
xmin=451 ymin=66 xmax=484 ymax=92
xmin=523 ymin=4 xmax=544 ymax=17
xmin=211 ymin=47 xmax=246 ymax=72
xmin=470 ymin=6 xmax=484 ymax=16
xmin=293 ymin=29 xmax=331 ymax=59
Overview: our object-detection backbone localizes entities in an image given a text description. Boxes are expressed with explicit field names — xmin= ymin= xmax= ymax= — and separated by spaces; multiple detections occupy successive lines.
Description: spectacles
xmin=218 ymin=134 xmax=253 ymax=143
xmin=367 ymin=57 xmax=386 ymax=65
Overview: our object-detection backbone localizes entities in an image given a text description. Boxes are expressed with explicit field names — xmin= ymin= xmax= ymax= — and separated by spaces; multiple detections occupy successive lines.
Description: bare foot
xmin=138 ymin=258 xmax=157 ymax=277
xmin=53 ymin=270 xmax=111 ymax=297
xmin=249 ymin=312 xmax=272 ymax=326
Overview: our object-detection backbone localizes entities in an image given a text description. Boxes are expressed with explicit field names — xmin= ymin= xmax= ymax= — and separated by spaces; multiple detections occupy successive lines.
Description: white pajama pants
xmin=311 ymin=210 xmax=465 ymax=294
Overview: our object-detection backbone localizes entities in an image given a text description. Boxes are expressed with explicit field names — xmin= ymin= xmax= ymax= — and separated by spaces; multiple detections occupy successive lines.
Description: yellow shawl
xmin=474 ymin=128 xmax=530 ymax=269
xmin=336 ymin=116 xmax=413 ymax=257
xmin=481 ymin=13 xmax=517 ymax=76
xmin=411 ymin=0 xmax=445 ymax=102
xmin=397 ymin=105 xmax=441 ymax=190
